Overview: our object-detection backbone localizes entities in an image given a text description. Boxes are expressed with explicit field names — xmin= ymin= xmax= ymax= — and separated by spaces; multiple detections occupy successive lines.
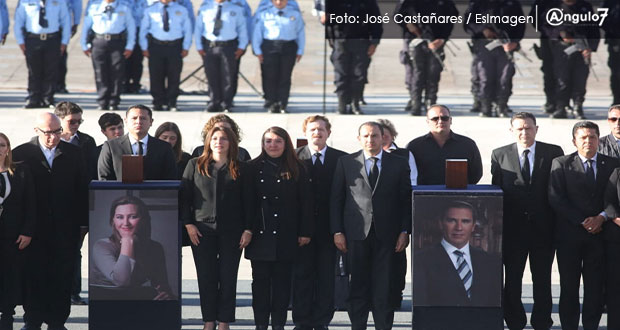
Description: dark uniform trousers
xmin=348 ymin=225 xmax=394 ymax=330
xmin=607 ymin=239 xmax=620 ymax=330
xmin=551 ymin=40 xmax=589 ymax=111
xmin=251 ymin=260 xmax=293 ymax=326
xmin=261 ymin=40 xmax=297 ymax=108
xmin=608 ymin=38 xmax=620 ymax=105
xmin=474 ymin=39 xmax=515 ymax=107
xmin=202 ymin=39 xmax=238 ymax=108
xmin=191 ymin=225 xmax=242 ymax=323
xmin=330 ymin=39 xmax=370 ymax=104
xmin=57 ymin=50 xmax=68 ymax=91
xmin=25 ymin=36 xmax=62 ymax=104
xmin=470 ymin=46 xmax=480 ymax=107
xmin=91 ymin=37 xmax=126 ymax=108
xmin=402 ymin=40 xmax=444 ymax=106
xmin=540 ymin=37 xmax=556 ymax=106
xmin=124 ymin=28 xmax=144 ymax=92
xmin=148 ymin=38 xmax=183 ymax=108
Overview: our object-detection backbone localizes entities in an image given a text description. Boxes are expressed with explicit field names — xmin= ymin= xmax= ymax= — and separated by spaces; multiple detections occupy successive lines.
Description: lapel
xmin=608 ymin=135 xmax=620 ymax=158
xmin=374 ymin=152 xmax=387 ymax=193
xmin=120 ymin=135 xmax=133 ymax=155
xmin=595 ymin=153 xmax=608 ymax=189
xmin=53 ymin=141 xmax=65 ymax=168
xmin=323 ymin=146 xmax=334 ymax=168
xmin=31 ymin=137 xmax=51 ymax=171
xmin=299 ymin=145 xmax=312 ymax=162
xmin=144 ymin=135 xmax=154 ymax=160
xmin=531 ymin=142 xmax=545 ymax=184
xmin=438 ymin=245 xmax=469 ymax=299
xmin=355 ymin=151 xmax=373 ymax=192
xmin=569 ymin=153 xmax=592 ymax=190
xmin=508 ymin=143 xmax=526 ymax=185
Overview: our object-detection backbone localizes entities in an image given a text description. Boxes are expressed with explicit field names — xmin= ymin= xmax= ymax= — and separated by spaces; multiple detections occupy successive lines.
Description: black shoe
xmin=109 ymin=105 xmax=119 ymax=111
xmin=404 ymin=99 xmax=413 ymax=112
xmin=24 ymin=101 xmax=41 ymax=109
xmin=351 ymin=102 xmax=363 ymax=115
xmin=20 ymin=324 xmax=42 ymax=330
xmin=47 ymin=326 xmax=68 ymax=330
xmin=255 ymin=326 xmax=268 ymax=330
xmin=314 ymin=327 xmax=329 ymax=330
xmin=152 ymin=104 xmax=164 ymax=111
xmin=279 ymin=107 xmax=288 ymax=114
xmin=337 ymin=97 xmax=348 ymax=114
xmin=293 ymin=327 xmax=312 ymax=330
xmin=205 ymin=103 xmax=220 ymax=112
xmin=542 ymin=103 xmax=555 ymax=114
xmin=551 ymin=109 xmax=567 ymax=119
xmin=573 ymin=104 xmax=586 ymax=119
xmin=272 ymin=326 xmax=285 ymax=330
xmin=470 ymin=99 xmax=481 ymax=113
xmin=56 ymin=87 xmax=69 ymax=94
xmin=169 ymin=106 xmax=178 ymax=112
xmin=268 ymin=103 xmax=280 ymax=114
xmin=71 ymin=294 xmax=87 ymax=305
xmin=43 ymin=101 xmax=55 ymax=109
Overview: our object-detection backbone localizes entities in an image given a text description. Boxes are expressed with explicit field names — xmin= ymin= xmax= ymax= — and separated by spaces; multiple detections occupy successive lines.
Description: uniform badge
xmin=52 ymin=0 xmax=58 ymax=5
xmin=175 ymin=11 xmax=182 ymax=16
xmin=119 ymin=11 xmax=125 ymax=16
xmin=290 ymin=16 xmax=295 ymax=21
xmin=231 ymin=11 xmax=237 ymax=16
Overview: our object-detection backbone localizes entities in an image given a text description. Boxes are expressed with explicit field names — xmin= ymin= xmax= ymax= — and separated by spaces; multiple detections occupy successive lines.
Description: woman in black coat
xmin=181 ymin=126 xmax=254 ymax=330
xmin=245 ymin=126 xmax=313 ymax=330
xmin=0 ymin=133 xmax=36 ymax=329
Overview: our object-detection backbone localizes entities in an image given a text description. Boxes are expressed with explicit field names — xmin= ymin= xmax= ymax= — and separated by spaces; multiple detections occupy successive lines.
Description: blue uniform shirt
xmin=14 ymin=0 xmax=71 ymax=44
xmin=80 ymin=1 xmax=136 ymax=51
xmin=200 ymin=0 xmax=251 ymax=37
xmin=86 ymin=0 xmax=147 ymax=29
xmin=65 ymin=0 xmax=82 ymax=26
xmin=139 ymin=1 xmax=192 ymax=50
xmin=252 ymin=4 xmax=304 ymax=55
xmin=256 ymin=0 xmax=299 ymax=13
xmin=194 ymin=0 xmax=248 ymax=51
xmin=147 ymin=0 xmax=194 ymax=28
xmin=0 ymin=0 xmax=9 ymax=37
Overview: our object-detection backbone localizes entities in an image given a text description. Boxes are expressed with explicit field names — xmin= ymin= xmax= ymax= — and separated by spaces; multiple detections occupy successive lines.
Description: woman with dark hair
xmin=245 ymin=126 xmax=313 ymax=330
xmin=181 ymin=126 xmax=254 ymax=330
xmin=191 ymin=114 xmax=251 ymax=161
xmin=155 ymin=122 xmax=192 ymax=179
xmin=0 ymin=133 xmax=36 ymax=329
xmin=91 ymin=195 xmax=174 ymax=300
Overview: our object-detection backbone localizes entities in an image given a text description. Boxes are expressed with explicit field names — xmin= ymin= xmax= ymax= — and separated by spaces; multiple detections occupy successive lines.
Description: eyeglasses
xmin=69 ymin=119 xmax=84 ymax=125
xmin=429 ymin=116 xmax=450 ymax=122
xmin=608 ymin=117 xmax=619 ymax=123
xmin=36 ymin=127 xmax=63 ymax=136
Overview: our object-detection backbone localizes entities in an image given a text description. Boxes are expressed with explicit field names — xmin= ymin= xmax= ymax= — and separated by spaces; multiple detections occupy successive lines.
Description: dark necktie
xmin=163 ymin=4 xmax=170 ymax=32
xmin=0 ymin=173 xmax=6 ymax=198
xmin=39 ymin=0 xmax=48 ymax=28
xmin=104 ymin=5 xmax=114 ymax=18
xmin=453 ymin=250 xmax=472 ymax=299
xmin=137 ymin=141 xmax=144 ymax=156
xmin=313 ymin=152 xmax=323 ymax=167
xmin=586 ymin=159 xmax=595 ymax=184
xmin=277 ymin=10 xmax=284 ymax=16
xmin=521 ymin=149 xmax=531 ymax=186
xmin=368 ymin=157 xmax=378 ymax=189
xmin=213 ymin=4 xmax=223 ymax=36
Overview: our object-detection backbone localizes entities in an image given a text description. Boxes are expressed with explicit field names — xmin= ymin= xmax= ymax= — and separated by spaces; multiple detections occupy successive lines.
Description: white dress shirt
xmin=441 ymin=239 xmax=473 ymax=275
xmin=0 ymin=171 xmax=11 ymax=204
xmin=387 ymin=143 xmax=418 ymax=186
xmin=39 ymin=143 xmax=57 ymax=168
xmin=129 ymin=135 xmax=149 ymax=156
xmin=516 ymin=141 xmax=536 ymax=176
xmin=363 ymin=149 xmax=383 ymax=176
xmin=310 ymin=145 xmax=328 ymax=165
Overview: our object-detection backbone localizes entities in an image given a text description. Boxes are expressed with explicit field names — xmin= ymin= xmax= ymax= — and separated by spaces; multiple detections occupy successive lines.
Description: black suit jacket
xmin=75 ymin=130 xmax=96 ymax=165
xmin=549 ymin=152 xmax=620 ymax=242
xmin=491 ymin=141 xmax=564 ymax=243
xmin=598 ymin=134 xmax=620 ymax=159
xmin=97 ymin=135 xmax=177 ymax=180
xmin=330 ymin=150 xmax=412 ymax=246
xmin=603 ymin=168 xmax=620 ymax=242
xmin=296 ymin=145 xmax=347 ymax=238
xmin=413 ymin=244 xmax=502 ymax=307
xmin=0 ymin=164 xmax=36 ymax=240
xmin=12 ymin=138 xmax=88 ymax=246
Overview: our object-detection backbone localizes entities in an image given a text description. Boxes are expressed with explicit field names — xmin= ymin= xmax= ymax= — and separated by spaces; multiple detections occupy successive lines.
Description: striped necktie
xmin=453 ymin=250 xmax=472 ymax=299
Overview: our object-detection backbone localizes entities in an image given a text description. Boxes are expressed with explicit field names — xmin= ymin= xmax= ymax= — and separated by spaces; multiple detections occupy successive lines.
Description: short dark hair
xmin=126 ymin=104 xmax=152 ymax=119
xmin=510 ymin=112 xmax=536 ymax=126
xmin=54 ymin=101 xmax=83 ymax=118
xmin=376 ymin=119 xmax=397 ymax=138
xmin=358 ymin=121 xmax=384 ymax=136
xmin=572 ymin=121 xmax=599 ymax=139
xmin=609 ymin=104 xmax=620 ymax=113
xmin=98 ymin=112 xmax=123 ymax=130
xmin=443 ymin=200 xmax=476 ymax=221
xmin=428 ymin=104 xmax=451 ymax=116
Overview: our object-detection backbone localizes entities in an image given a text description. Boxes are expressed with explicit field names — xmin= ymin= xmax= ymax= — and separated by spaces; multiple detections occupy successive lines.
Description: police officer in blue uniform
xmin=252 ymin=0 xmax=304 ymax=114
xmin=541 ymin=0 xmax=600 ymax=119
xmin=55 ymin=0 xmax=81 ymax=94
xmin=464 ymin=0 xmax=525 ymax=117
xmin=14 ymin=0 xmax=71 ymax=108
xmin=147 ymin=0 xmax=194 ymax=27
xmin=0 ymin=0 xmax=8 ymax=45
xmin=123 ymin=0 xmax=148 ymax=93
xmin=195 ymin=0 xmax=248 ymax=112
xmin=140 ymin=0 xmax=192 ymax=111
xmin=81 ymin=0 xmax=136 ymax=110
xmin=603 ymin=0 xmax=620 ymax=105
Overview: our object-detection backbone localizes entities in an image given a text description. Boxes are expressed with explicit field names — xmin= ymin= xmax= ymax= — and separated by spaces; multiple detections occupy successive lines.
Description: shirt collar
xmin=363 ymin=149 xmax=383 ymax=161
xmin=38 ymin=141 xmax=57 ymax=154
xmin=516 ymin=141 xmax=536 ymax=157
xmin=61 ymin=132 xmax=79 ymax=143
xmin=309 ymin=145 xmax=327 ymax=157
xmin=578 ymin=152 xmax=598 ymax=164
xmin=441 ymin=238 xmax=470 ymax=256
xmin=128 ymin=134 xmax=149 ymax=146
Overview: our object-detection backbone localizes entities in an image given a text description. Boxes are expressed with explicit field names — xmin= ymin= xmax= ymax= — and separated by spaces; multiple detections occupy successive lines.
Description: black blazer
xmin=0 ymin=164 xmax=36 ymax=240
xmin=549 ymin=152 xmax=620 ymax=242
xmin=296 ymin=145 xmax=347 ymax=238
xmin=491 ymin=142 xmax=564 ymax=243
xmin=75 ymin=130 xmax=96 ymax=166
xmin=413 ymin=244 xmax=502 ymax=307
xmin=98 ymin=135 xmax=177 ymax=180
xmin=330 ymin=150 xmax=412 ymax=246
xmin=176 ymin=152 xmax=192 ymax=180
xmin=180 ymin=159 xmax=254 ymax=234
xmin=598 ymin=134 xmax=620 ymax=159
xmin=12 ymin=138 xmax=89 ymax=246
xmin=603 ymin=168 xmax=620 ymax=242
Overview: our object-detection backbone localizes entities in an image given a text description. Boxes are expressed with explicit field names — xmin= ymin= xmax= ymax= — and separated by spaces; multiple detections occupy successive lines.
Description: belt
xmin=263 ymin=39 xmax=296 ymax=45
xmin=26 ymin=31 xmax=60 ymax=40
xmin=201 ymin=37 xmax=237 ymax=47
xmin=94 ymin=32 xmax=126 ymax=41
xmin=149 ymin=37 xmax=183 ymax=46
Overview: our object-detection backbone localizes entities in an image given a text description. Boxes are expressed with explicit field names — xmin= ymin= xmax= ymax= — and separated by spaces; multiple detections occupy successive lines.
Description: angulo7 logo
xmin=545 ymin=7 xmax=609 ymax=27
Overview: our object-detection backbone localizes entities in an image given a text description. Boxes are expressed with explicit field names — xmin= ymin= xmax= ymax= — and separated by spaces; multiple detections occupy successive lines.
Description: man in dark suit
xmin=330 ymin=122 xmax=411 ymax=330
xmin=491 ymin=112 xmax=564 ymax=330
xmin=53 ymin=101 xmax=96 ymax=306
xmin=598 ymin=105 xmax=620 ymax=158
xmin=98 ymin=104 xmax=177 ymax=181
xmin=12 ymin=112 xmax=89 ymax=330
xmin=603 ymin=166 xmax=620 ymax=330
xmin=292 ymin=115 xmax=347 ymax=330
xmin=549 ymin=121 xmax=619 ymax=330
xmin=413 ymin=201 xmax=502 ymax=307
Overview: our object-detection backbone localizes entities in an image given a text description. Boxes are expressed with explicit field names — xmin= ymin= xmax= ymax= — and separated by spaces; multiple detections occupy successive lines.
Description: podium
xmin=88 ymin=181 xmax=182 ymax=330
xmin=411 ymin=185 xmax=504 ymax=330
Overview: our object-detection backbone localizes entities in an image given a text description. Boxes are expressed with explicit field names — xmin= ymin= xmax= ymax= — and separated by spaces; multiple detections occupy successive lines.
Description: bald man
xmin=12 ymin=112 xmax=88 ymax=330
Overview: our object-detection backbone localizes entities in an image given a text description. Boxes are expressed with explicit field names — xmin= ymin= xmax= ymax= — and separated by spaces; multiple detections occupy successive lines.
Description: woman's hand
xmin=239 ymin=230 xmax=252 ymax=249
xmin=16 ymin=235 xmax=32 ymax=250
xmin=185 ymin=224 xmax=202 ymax=246
xmin=298 ymin=236 xmax=311 ymax=247
xmin=153 ymin=285 xmax=172 ymax=300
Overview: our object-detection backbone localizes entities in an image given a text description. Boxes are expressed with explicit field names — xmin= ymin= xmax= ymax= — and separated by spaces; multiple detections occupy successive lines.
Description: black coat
xmin=176 ymin=151 xmax=192 ymax=180
xmin=12 ymin=138 xmax=89 ymax=246
xmin=603 ymin=168 xmax=620 ymax=242
xmin=244 ymin=157 xmax=313 ymax=262
xmin=598 ymin=134 xmax=620 ymax=159
xmin=97 ymin=134 xmax=177 ymax=180
xmin=0 ymin=164 xmax=36 ymax=240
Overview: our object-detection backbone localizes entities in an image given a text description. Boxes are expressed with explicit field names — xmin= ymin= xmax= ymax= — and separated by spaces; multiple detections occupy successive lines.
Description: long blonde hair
xmin=0 ymin=133 xmax=15 ymax=175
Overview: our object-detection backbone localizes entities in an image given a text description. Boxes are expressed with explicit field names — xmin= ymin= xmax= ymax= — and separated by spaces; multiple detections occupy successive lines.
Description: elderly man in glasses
xmin=12 ymin=112 xmax=89 ymax=330
xmin=406 ymin=104 xmax=483 ymax=185
xmin=598 ymin=104 xmax=620 ymax=158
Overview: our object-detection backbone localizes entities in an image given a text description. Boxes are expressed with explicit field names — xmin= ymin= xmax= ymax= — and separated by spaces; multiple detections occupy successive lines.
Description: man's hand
xmin=185 ymin=224 xmax=202 ymax=246
xmin=16 ymin=235 xmax=32 ymax=250
xmin=257 ymin=54 xmax=264 ymax=64
xmin=614 ymin=217 xmax=620 ymax=227
xmin=334 ymin=233 xmax=347 ymax=253
xmin=428 ymin=39 xmax=444 ymax=51
xmin=181 ymin=49 xmax=188 ymax=58
xmin=19 ymin=44 xmax=26 ymax=55
xmin=503 ymin=42 xmax=518 ymax=53
xmin=395 ymin=232 xmax=409 ymax=252
xmin=368 ymin=44 xmax=377 ymax=57
xmin=142 ymin=50 xmax=150 ymax=58
xmin=234 ymin=48 xmax=244 ymax=59
xmin=298 ymin=236 xmax=311 ymax=247
xmin=296 ymin=54 xmax=302 ymax=62
xmin=483 ymin=28 xmax=497 ymax=39
xmin=198 ymin=49 xmax=206 ymax=57
xmin=60 ymin=44 xmax=67 ymax=55
xmin=320 ymin=12 xmax=326 ymax=24
xmin=239 ymin=230 xmax=252 ymax=249
xmin=123 ymin=49 xmax=132 ymax=58
xmin=582 ymin=48 xmax=592 ymax=60
xmin=1 ymin=34 xmax=7 ymax=45
xmin=582 ymin=215 xmax=605 ymax=234
xmin=84 ymin=49 xmax=92 ymax=57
